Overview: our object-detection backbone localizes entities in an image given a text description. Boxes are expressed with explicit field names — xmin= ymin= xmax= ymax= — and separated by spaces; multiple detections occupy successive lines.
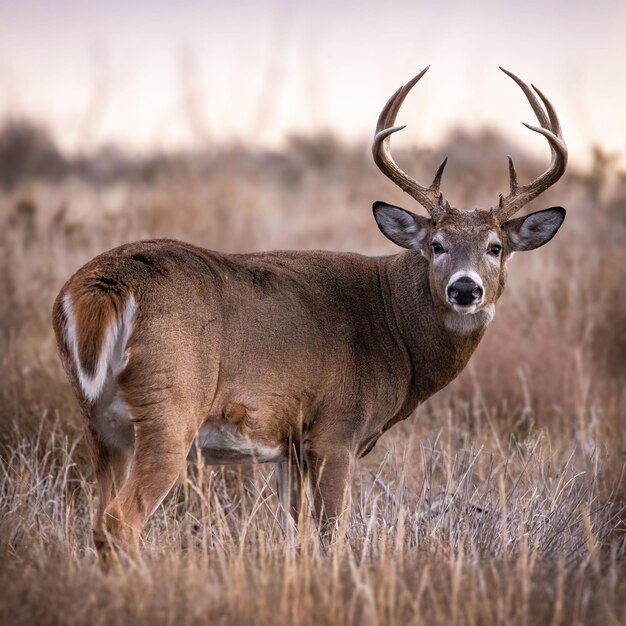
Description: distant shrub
xmin=0 ymin=119 xmax=66 ymax=189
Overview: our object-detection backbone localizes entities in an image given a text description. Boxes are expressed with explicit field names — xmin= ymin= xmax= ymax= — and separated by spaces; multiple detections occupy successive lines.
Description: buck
xmin=53 ymin=67 xmax=567 ymax=560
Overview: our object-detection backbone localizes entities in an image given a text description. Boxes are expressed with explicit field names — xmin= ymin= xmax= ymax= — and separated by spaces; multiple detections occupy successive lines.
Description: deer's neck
xmin=379 ymin=252 xmax=487 ymax=416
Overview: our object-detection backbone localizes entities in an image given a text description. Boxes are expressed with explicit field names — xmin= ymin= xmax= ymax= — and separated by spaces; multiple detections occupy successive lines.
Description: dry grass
xmin=0 ymin=128 xmax=624 ymax=625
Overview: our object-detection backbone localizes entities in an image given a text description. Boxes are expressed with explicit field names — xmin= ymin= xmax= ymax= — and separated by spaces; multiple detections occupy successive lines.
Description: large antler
xmin=496 ymin=68 xmax=568 ymax=221
xmin=373 ymin=66 xmax=449 ymax=221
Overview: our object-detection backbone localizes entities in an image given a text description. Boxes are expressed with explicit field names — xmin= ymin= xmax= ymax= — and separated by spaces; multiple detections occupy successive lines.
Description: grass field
xmin=0 ymin=125 xmax=624 ymax=625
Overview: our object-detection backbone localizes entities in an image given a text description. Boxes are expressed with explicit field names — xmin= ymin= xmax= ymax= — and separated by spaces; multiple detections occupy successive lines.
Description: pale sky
xmin=0 ymin=0 xmax=625 ymax=166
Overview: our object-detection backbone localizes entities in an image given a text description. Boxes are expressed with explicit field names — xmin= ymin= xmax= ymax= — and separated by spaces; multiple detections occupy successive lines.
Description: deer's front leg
xmin=305 ymin=437 xmax=354 ymax=546
xmin=275 ymin=458 xmax=302 ymax=547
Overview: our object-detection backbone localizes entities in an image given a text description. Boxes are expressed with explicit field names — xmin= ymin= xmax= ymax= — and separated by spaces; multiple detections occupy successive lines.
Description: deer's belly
xmin=191 ymin=422 xmax=284 ymax=465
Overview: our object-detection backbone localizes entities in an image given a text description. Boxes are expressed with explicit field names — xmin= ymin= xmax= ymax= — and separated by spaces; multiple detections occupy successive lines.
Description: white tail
xmin=62 ymin=292 xmax=137 ymax=402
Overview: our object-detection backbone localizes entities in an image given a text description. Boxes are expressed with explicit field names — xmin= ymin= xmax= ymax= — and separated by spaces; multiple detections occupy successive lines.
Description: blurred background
xmin=1 ymin=1 xmax=626 ymax=163
xmin=0 ymin=2 xmax=624 ymax=623
xmin=1 ymin=0 xmax=624 ymax=404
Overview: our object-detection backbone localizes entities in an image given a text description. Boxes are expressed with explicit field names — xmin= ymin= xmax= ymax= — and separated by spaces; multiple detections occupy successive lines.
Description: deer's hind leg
xmin=96 ymin=398 xmax=198 ymax=562
xmin=83 ymin=407 xmax=133 ymax=560
xmin=87 ymin=431 xmax=130 ymax=519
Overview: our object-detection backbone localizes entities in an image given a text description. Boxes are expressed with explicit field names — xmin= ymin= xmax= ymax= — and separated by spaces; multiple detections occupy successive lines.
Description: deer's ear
xmin=373 ymin=201 xmax=432 ymax=251
xmin=503 ymin=207 xmax=566 ymax=252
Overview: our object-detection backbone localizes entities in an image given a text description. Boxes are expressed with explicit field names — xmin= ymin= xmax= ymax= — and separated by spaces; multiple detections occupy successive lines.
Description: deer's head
xmin=372 ymin=67 xmax=568 ymax=334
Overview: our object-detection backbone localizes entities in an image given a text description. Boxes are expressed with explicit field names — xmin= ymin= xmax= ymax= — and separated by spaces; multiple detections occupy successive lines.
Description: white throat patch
xmin=444 ymin=304 xmax=495 ymax=335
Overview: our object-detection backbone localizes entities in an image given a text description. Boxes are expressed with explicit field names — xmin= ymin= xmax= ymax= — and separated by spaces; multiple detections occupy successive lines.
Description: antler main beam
xmin=372 ymin=66 xmax=450 ymax=221
xmin=496 ymin=68 xmax=568 ymax=221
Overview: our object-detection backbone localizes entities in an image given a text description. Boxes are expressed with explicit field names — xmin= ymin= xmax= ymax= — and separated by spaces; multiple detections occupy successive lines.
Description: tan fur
xmin=51 ymin=240 xmax=504 ymax=559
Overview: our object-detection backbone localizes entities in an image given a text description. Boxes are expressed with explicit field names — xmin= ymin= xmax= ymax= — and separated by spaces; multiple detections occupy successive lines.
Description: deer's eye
xmin=432 ymin=241 xmax=444 ymax=254
xmin=489 ymin=244 xmax=502 ymax=256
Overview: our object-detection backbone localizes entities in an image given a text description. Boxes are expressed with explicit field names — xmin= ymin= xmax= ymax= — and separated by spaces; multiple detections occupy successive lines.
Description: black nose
xmin=447 ymin=276 xmax=483 ymax=306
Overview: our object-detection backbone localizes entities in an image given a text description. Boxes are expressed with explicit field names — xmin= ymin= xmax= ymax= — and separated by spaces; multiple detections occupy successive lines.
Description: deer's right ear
xmin=373 ymin=201 xmax=432 ymax=251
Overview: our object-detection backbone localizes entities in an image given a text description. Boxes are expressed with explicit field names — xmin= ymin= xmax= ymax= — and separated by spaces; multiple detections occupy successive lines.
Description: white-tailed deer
xmin=53 ymin=67 xmax=567 ymax=560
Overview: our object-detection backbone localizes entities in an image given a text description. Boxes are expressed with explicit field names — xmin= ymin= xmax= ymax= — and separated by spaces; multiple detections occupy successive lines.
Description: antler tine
xmin=375 ymin=66 xmax=430 ymax=135
xmin=496 ymin=68 xmax=568 ymax=221
xmin=375 ymin=86 xmax=404 ymax=135
xmin=499 ymin=67 xmax=551 ymax=130
xmin=532 ymin=83 xmax=563 ymax=138
xmin=431 ymin=156 xmax=448 ymax=194
xmin=372 ymin=66 xmax=448 ymax=221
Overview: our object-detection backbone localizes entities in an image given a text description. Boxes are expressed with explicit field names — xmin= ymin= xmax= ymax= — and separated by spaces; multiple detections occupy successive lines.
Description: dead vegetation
xmin=0 ymin=124 xmax=624 ymax=625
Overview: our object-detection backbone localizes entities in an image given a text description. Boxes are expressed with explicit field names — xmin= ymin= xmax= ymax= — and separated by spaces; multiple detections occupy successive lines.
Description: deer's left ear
xmin=503 ymin=207 xmax=566 ymax=251
xmin=373 ymin=201 xmax=432 ymax=251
